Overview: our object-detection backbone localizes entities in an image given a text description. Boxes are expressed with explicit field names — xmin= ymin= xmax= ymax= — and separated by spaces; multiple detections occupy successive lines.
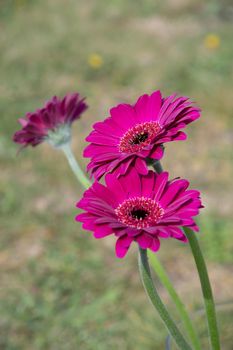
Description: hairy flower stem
xmin=184 ymin=227 xmax=220 ymax=350
xmin=61 ymin=143 xmax=91 ymax=189
xmin=149 ymin=159 xmax=201 ymax=350
xmin=138 ymin=247 xmax=192 ymax=350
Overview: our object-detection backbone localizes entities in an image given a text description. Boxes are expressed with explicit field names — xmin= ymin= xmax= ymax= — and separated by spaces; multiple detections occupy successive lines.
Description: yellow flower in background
xmin=88 ymin=53 xmax=103 ymax=69
xmin=204 ymin=34 xmax=220 ymax=50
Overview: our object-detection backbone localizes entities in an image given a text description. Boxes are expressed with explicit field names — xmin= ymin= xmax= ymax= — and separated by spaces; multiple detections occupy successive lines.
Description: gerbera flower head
xmin=84 ymin=90 xmax=200 ymax=180
xmin=76 ymin=169 xmax=202 ymax=258
xmin=13 ymin=93 xmax=87 ymax=149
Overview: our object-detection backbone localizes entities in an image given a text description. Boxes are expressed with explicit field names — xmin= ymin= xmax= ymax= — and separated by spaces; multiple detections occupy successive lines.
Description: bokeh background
xmin=0 ymin=0 xmax=233 ymax=349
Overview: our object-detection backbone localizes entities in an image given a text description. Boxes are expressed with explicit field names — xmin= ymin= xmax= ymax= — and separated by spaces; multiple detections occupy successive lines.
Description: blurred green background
xmin=0 ymin=0 xmax=233 ymax=349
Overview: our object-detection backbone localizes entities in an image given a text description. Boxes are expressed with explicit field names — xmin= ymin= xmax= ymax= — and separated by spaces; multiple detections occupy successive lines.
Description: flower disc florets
xmin=119 ymin=121 xmax=161 ymax=153
xmin=115 ymin=197 xmax=164 ymax=228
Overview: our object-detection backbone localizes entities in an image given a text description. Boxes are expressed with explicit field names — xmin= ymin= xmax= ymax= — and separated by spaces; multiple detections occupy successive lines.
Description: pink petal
xmin=136 ymin=234 xmax=153 ymax=249
xmin=154 ymin=172 xmax=169 ymax=200
xmin=118 ymin=167 xmax=142 ymax=196
xmin=134 ymin=94 xmax=149 ymax=121
xmin=146 ymin=90 xmax=162 ymax=120
xmin=110 ymin=104 xmax=136 ymax=129
xmin=135 ymin=158 xmax=148 ymax=175
xmin=149 ymin=146 xmax=164 ymax=160
xmin=115 ymin=235 xmax=133 ymax=258
xmin=150 ymin=237 xmax=161 ymax=252
xmin=141 ymin=171 xmax=156 ymax=197
xmin=93 ymin=225 xmax=113 ymax=238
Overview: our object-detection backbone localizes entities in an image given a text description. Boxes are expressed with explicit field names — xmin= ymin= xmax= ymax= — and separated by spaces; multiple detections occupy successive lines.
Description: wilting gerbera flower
xmin=76 ymin=169 xmax=202 ymax=258
xmin=84 ymin=90 xmax=200 ymax=179
xmin=13 ymin=93 xmax=87 ymax=148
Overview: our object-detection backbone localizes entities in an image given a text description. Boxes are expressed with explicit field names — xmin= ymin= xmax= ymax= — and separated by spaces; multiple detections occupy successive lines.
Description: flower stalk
xmin=149 ymin=159 xmax=201 ymax=350
xmin=152 ymin=159 xmax=220 ymax=350
xmin=138 ymin=247 xmax=192 ymax=350
xmin=148 ymin=251 xmax=201 ymax=350
xmin=61 ymin=142 xmax=91 ymax=189
xmin=185 ymin=227 xmax=220 ymax=350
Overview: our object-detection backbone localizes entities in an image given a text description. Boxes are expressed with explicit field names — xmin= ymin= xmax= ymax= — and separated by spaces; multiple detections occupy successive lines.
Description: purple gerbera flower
xmin=84 ymin=90 xmax=200 ymax=179
xmin=76 ymin=169 xmax=202 ymax=258
xmin=13 ymin=93 xmax=87 ymax=148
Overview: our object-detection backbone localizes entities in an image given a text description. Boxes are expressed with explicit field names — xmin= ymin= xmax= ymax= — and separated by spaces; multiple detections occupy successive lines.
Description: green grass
xmin=0 ymin=0 xmax=233 ymax=348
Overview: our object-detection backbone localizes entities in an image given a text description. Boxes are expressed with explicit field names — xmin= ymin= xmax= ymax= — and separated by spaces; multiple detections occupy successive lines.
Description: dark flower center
xmin=119 ymin=121 xmax=161 ymax=153
xmin=115 ymin=197 xmax=164 ymax=229
xmin=131 ymin=208 xmax=148 ymax=220
xmin=131 ymin=132 xmax=149 ymax=145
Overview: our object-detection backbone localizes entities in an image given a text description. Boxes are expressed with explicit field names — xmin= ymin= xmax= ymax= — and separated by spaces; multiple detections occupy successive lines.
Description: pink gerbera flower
xmin=76 ymin=169 xmax=202 ymax=258
xmin=13 ymin=93 xmax=87 ymax=148
xmin=84 ymin=91 xmax=200 ymax=179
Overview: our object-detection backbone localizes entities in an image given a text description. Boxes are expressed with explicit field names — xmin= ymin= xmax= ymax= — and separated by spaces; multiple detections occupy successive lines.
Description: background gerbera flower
xmin=13 ymin=93 xmax=87 ymax=148
xmin=84 ymin=90 xmax=200 ymax=180
xmin=76 ymin=169 xmax=202 ymax=258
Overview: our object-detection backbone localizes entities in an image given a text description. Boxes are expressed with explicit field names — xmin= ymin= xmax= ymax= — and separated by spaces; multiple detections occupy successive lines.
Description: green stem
xmin=151 ymin=159 xmax=163 ymax=174
xmin=153 ymin=159 xmax=220 ymax=349
xmin=60 ymin=143 xmax=91 ymax=189
xmin=184 ymin=228 xmax=220 ymax=350
xmin=149 ymin=160 xmax=201 ymax=350
xmin=148 ymin=251 xmax=201 ymax=350
xmin=138 ymin=247 xmax=192 ymax=350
